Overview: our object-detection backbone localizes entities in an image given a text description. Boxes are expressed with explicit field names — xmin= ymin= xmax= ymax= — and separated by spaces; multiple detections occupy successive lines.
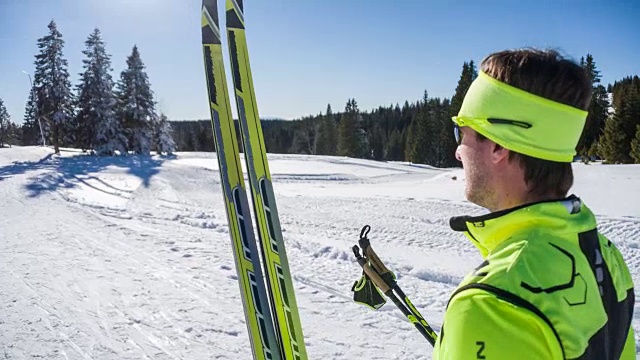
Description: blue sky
xmin=0 ymin=0 xmax=638 ymax=124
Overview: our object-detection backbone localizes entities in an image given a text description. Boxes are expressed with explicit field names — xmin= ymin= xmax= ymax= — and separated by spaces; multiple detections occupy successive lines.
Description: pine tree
xmin=624 ymin=89 xmax=640 ymax=162
xmin=195 ymin=121 xmax=215 ymax=151
xmin=290 ymin=117 xmax=313 ymax=154
xmin=368 ymin=124 xmax=385 ymax=160
xmin=446 ymin=60 xmax=477 ymax=166
xmin=404 ymin=116 xmax=415 ymax=162
xmin=600 ymin=87 xmax=640 ymax=163
xmin=401 ymin=100 xmax=413 ymax=130
xmin=291 ymin=117 xmax=316 ymax=154
xmin=407 ymin=108 xmax=429 ymax=164
xmin=154 ymin=113 xmax=176 ymax=155
xmin=116 ymin=45 xmax=156 ymax=155
xmin=76 ymin=29 xmax=126 ymax=155
xmin=630 ymin=125 xmax=640 ymax=163
xmin=0 ymin=98 xmax=10 ymax=147
xmin=337 ymin=99 xmax=361 ymax=157
xmin=385 ymin=129 xmax=404 ymax=161
xmin=355 ymin=113 xmax=369 ymax=158
xmin=22 ymin=86 xmax=44 ymax=145
xmin=576 ymin=54 xmax=609 ymax=162
xmin=33 ymin=20 xmax=74 ymax=153
xmin=600 ymin=109 xmax=628 ymax=164
xmin=436 ymin=98 xmax=455 ymax=167
xmin=315 ymin=104 xmax=337 ymax=155
xmin=610 ymin=76 xmax=640 ymax=111
xmin=450 ymin=61 xmax=477 ymax=117
xmin=406 ymin=92 xmax=437 ymax=164
xmin=6 ymin=122 xmax=20 ymax=147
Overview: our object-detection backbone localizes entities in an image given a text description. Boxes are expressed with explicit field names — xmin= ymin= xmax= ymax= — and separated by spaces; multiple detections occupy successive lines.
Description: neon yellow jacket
xmin=433 ymin=196 xmax=635 ymax=359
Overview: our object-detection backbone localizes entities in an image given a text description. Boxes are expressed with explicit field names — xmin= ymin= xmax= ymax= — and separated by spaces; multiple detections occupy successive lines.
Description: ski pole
xmin=352 ymin=246 xmax=436 ymax=346
xmin=358 ymin=226 xmax=438 ymax=344
xmin=352 ymin=227 xmax=437 ymax=346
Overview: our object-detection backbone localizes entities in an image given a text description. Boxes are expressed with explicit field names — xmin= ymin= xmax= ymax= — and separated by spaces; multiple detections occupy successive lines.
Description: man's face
xmin=455 ymin=127 xmax=496 ymax=209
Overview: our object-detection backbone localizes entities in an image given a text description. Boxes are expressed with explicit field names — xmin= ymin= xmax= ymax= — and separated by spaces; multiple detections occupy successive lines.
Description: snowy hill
xmin=1 ymin=146 xmax=639 ymax=359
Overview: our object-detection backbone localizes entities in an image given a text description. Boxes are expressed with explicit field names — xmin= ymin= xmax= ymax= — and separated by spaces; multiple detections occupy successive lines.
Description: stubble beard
xmin=465 ymin=163 xmax=496 ymax=211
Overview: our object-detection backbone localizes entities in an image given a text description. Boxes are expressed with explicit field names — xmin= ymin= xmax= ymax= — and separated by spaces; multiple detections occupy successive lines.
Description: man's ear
xmin=491 ymin=142 xmax=510 ymax=164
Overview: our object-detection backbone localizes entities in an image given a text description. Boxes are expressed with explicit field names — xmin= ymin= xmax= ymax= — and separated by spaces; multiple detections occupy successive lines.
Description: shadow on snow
xmin=0 ymin=151 xmax=165 ymax=198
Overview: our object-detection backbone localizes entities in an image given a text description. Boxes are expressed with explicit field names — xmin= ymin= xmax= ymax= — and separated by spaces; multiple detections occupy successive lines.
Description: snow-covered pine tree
xmin=154 ymin=113 xmax=176 ymax=155
xmin=116 ymin=45 xmax=156 ymax=155
xmin=76 ymin=29 xmax=126 ymax=156
xmin=33 ymin=20 xmax=74 ymax=153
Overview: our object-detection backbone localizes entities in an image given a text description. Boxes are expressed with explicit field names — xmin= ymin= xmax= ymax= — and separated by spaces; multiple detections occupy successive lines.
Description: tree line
xmin=168 ymin=62 xmax=475 ymax=168
xmin=2 ymin=23 xmax=638 ymax=165
xmin=168 ymin=54 xmax=640 ymax=166
xmin=0 ymin=20 xmax=175 ymax=155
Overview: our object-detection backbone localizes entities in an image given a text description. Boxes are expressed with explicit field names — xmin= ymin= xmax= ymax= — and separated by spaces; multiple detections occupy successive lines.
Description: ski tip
xmin=227 ymin=0 xmax=244 ymax=14
xmin=226 ymin=0 xmax=245 ymax=30
xmin=202 ymin=0 xmax=221 ymax=44
xmin=202 ymin=0 xmax=219 ymax=21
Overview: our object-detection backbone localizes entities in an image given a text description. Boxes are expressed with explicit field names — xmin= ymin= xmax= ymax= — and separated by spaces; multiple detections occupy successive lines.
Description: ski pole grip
xmin=358 ymin=226 xmax=392 ymax=276
xmin=357 ymin=259 xmax=391 ymax=293
xmin=365 ymin=246 xmax=392 ymax=276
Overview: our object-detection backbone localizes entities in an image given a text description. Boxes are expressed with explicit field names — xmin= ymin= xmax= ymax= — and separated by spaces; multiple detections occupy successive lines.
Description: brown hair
xmin=479 ymin=48 xmax=592 ymax=199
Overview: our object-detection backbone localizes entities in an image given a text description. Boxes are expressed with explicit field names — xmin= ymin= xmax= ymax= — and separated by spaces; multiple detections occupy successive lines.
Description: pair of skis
xmin=201 ymin=1 xmax=306 ymax=360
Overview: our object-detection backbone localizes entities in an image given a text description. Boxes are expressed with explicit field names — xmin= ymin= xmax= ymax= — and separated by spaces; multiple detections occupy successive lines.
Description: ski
xmin=225 ymin=1 xmax=308 ymax=360
xmin=201 ymin=1 xmax=281 ymax=360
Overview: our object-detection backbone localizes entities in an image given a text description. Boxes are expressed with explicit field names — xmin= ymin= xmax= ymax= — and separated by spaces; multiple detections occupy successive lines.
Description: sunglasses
xmin=453 ymin=124 xmax=463 ymax=145
xmin=452 ymin=118 xmax=532 ymax=145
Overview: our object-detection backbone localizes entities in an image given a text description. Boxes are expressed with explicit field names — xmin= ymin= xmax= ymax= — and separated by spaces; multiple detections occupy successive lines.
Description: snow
xmin=1 ymin=146 xmax=639 ymax=359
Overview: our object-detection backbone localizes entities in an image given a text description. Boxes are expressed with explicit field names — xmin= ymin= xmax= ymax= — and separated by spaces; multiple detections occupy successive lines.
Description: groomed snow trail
xmin=1 ymin=147 xmax=638 ymax=359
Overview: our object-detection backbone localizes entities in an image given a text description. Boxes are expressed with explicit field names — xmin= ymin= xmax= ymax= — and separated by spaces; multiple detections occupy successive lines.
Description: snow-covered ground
xmin=1 ymin=146 xmax=638 ymax=359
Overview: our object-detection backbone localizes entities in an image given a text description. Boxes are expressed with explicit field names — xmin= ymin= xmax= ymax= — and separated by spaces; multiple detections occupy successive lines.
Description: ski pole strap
xmin=351 ymin=273 xmax=387 ymax=310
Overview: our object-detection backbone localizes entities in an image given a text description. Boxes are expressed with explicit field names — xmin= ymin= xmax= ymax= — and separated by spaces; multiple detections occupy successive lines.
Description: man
xmin=433 ymin=49 xmax=635 ymax=359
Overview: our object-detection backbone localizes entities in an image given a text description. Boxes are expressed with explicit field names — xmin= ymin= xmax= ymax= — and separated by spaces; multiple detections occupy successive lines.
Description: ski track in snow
xmin=1 ymin=147 xmax=639 ymax=359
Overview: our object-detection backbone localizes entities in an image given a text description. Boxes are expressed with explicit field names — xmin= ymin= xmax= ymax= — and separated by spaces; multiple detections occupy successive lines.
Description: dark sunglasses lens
xmin=454 ymin=125 xmax=462 ymax=145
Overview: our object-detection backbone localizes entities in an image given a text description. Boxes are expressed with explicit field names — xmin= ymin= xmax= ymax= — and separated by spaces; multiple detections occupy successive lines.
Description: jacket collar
xmin=449 ymin=195 xmax=595 ymax=258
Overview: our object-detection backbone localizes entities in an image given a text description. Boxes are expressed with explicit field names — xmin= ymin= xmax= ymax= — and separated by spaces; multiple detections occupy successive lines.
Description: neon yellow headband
xmin=452 ymin=71 xmax=588 ymax=162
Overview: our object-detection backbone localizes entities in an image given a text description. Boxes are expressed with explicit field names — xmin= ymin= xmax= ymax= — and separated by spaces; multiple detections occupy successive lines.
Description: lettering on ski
xmin=201 ymin=1 xmax=281 ymax=359
xmin=225 ymin=1 xmax=307 ymax=359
